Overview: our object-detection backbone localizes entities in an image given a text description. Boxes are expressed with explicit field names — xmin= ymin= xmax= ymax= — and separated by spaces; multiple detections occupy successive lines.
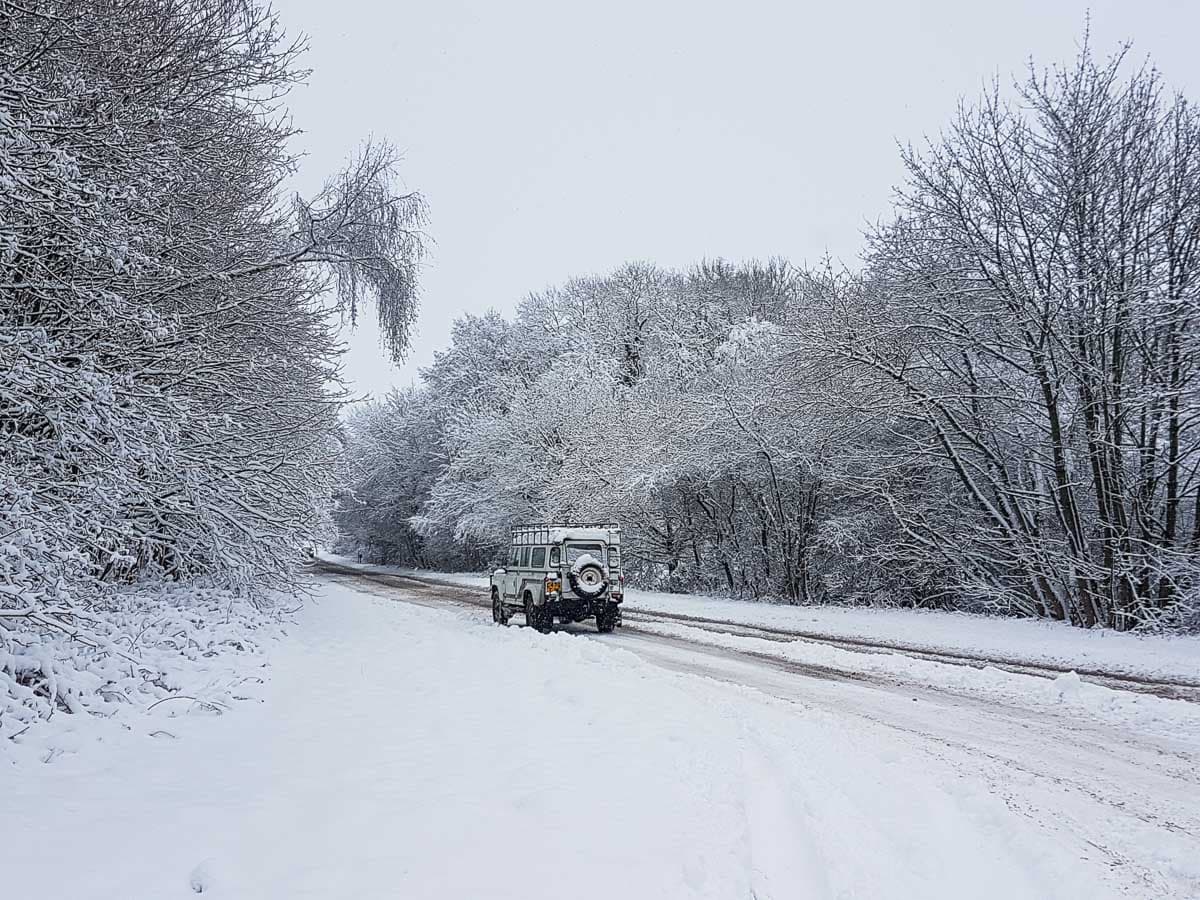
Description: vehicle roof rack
xmin=509 ymin=522 xmax=620 ymax=545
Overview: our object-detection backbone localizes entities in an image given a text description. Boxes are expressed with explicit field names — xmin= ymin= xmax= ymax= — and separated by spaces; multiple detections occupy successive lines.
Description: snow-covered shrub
xmin=0 ymin=582 xmax=288 ymax=746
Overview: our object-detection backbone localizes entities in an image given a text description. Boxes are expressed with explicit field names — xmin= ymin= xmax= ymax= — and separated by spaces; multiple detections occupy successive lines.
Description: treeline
xmin=340 ymin=45 xmax=1200 ymax=631
xmin=1 ymin=0 xmax=422 ymax=621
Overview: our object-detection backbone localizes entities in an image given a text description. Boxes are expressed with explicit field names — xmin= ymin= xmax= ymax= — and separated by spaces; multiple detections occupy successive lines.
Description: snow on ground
xmin=0 ymin=583 xmax=285 ymax=762
xmin=326 ymin=556 xmax=1200 ymax=747
xmin=632 ymin=616 xmax=1200 ymax=741
xmin=326 ymin=556 xmax=1200 ymax=682
xmin=622 ymin=587 xmax=1200 ymax=682
xmin=6 ymin=572 xmax=1194 ymax=898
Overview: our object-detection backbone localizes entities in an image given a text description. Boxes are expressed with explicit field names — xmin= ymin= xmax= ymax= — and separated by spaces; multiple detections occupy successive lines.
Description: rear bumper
xmin=547 ymin=594 xmax=620 ymax=620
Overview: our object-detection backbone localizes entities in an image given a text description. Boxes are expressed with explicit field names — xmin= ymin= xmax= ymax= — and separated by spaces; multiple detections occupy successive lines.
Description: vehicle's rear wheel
xmin=492 ymin=590 xmax=509 ymax=626
xmin=524 ymin=593 xmax=552 ymax=633
xmin=596 ymin=602 xmax=618 ymax=634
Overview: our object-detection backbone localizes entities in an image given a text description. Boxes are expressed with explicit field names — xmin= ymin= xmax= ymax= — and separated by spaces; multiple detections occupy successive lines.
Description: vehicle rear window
xmin=520 ymin=547 xmax=530 ymax=567
xmin=608 ymin=547 xmax=619 ymax=568
xmin=565 ymin=543 xmax=603 ymax=565
xmin=510 ymin=547 xmax=520 ymax=567
xmin=531 ymin=547 xmax=546 ymax=568
xmin=549 ymin=546 xmax=560 ymax=566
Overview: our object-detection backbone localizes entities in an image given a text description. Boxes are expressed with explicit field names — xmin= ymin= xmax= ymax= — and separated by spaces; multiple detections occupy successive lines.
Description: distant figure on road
xmin=357 ymin=550 xmax=363 ymax=562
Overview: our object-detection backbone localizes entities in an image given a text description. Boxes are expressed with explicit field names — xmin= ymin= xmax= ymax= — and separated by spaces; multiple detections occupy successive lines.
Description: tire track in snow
xmin=314 ymin=560 xmax=1200 ymax=898
xmin=311 ymin=559 xmax=1200 ymax=701
xmin=313 ymin=560 xmax=1198 ymax=801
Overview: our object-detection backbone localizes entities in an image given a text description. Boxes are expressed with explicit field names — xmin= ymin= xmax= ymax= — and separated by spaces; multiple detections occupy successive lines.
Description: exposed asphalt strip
xmin=309 ymin=559 xmax=1200 ymax=704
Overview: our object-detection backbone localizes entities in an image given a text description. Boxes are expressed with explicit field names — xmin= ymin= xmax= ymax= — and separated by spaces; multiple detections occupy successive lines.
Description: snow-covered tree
xmin=335 ymin=39 xmax=1200 ymax=631
xmin=830 ymin=44 xmax=1200 ymax=628
xmin=1 ymin=1 xmax=424 ymax=637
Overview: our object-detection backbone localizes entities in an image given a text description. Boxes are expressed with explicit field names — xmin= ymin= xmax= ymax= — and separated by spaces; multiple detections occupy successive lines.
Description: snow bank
xmin=631 ymin=618 xmax=1200 ymax=741
xmin=1 ymin=582 xmax=285 ymax=765
xmin=621 ymin=588 xmax=1200 ymax=683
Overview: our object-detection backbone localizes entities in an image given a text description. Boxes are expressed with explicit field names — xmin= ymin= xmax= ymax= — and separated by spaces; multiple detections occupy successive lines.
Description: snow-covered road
xmin=5 ymin=572 xmax=1199 ymax=898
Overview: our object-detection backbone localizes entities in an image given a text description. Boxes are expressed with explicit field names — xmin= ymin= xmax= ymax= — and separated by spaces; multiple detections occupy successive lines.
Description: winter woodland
xmin=338 ymin=47 xmax=1200 ymax=633
xmin=3 ymin=0 xmax=1200 ymax=742
xmin=5 ymin=6 xmax=1199 ymax=894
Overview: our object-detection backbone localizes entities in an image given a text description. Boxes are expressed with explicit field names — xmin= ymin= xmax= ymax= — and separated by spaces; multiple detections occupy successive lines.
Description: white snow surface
xmin=623 ymin=588 xmax=1200 ymax=682
xmin=4 ymin=573 xmax=1199 ymax=898
xmin=325 ymin=556 xmax=1200 ymax=683
xmin=632 ymin=617 xmax=1200 ymax=741
xmin=0 ymin=582 xmax=285 ymax=754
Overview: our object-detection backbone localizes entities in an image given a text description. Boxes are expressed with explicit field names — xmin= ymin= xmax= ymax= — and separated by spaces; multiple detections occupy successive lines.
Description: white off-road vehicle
xmin=490 ymin=523 xmax=625 ymax=633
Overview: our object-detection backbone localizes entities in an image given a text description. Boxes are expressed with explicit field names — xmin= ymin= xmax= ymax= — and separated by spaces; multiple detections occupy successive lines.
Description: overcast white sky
xmin=275 ymin=0 xmax=1200 ymax=400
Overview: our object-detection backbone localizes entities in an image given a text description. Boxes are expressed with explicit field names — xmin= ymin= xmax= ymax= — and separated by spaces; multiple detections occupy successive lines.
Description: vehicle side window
xmin=510 ymin=547 xmax=520 ymax=567
xmin=608 ymin=547 xmax=619 ymax=568
xmin=531 ymin=547 xmax=546 ymax=568
xmin=549 ymin=546 xmax=560 ymax=566
xmin=520 ymin=547 xmax=530 ymax=567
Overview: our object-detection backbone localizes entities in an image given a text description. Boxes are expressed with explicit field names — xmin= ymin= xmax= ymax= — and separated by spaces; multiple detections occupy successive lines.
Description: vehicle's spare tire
xmin=568 ymin=554 xmax=609 ymax=600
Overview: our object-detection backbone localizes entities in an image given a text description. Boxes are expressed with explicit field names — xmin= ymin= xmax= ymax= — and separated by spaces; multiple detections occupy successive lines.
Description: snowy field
xmin=5 ymin=571 xmax=1197 ymax=899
